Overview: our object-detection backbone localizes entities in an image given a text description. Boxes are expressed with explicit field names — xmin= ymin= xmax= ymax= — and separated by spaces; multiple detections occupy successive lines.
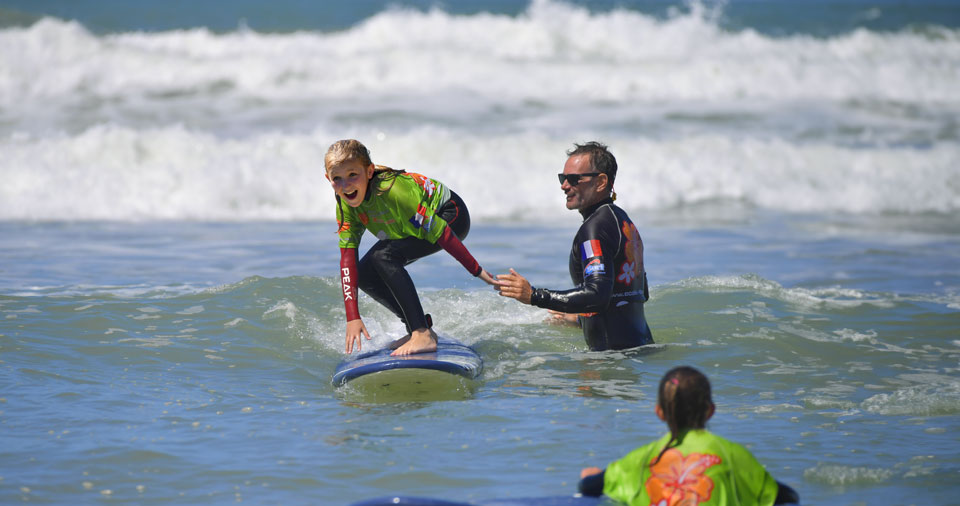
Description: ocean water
xmin=1 ymin=0 xmax=959 ymax=504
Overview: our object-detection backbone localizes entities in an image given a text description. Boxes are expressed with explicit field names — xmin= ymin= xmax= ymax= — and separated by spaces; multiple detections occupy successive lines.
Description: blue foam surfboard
xmin=332 ymin=336 xmax=482 ymax=387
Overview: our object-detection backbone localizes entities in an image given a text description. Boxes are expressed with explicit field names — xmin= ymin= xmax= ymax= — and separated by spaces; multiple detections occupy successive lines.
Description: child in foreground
xmin=326 ymin=139 xmax=497 ymax=356
xmin=579 ymin=366 xmax=800 ymax=506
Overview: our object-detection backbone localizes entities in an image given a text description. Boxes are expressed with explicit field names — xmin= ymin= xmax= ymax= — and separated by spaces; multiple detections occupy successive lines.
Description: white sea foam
xmin=263 ymin=300 xmax=298 ymax=322
xmin=669 ymin=275 xmax=901 ymax=310
xmin=803 ymin=463 xmax=895 ymax=485
xmin=1 ymin=1 xmax=958 ymax=220
xmin=2 ymin=3 xmax=958 ymax=105
xmin=2 ymin=125 xmax=958 ymax=220
xmin=862 ymin=376 xmax=960 ymax=416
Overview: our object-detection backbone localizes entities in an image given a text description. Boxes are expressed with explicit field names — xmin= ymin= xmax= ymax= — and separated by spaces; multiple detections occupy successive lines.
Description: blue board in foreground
xmin=332 ymin=336 xmax=482 ymax=387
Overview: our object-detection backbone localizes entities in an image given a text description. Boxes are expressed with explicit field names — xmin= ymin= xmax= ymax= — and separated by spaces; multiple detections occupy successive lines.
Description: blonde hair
xmin=325 ymin=139 xmax=373 ymax=171
xmin=327 ymin=140 xmax=406 ymax=231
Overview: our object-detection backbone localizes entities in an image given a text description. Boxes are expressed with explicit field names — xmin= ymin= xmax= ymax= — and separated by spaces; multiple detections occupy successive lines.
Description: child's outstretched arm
xmin=435 ymin=226 xmax=498 ymax=287
xmin=340 ymin=247 xmax=371 ymax=353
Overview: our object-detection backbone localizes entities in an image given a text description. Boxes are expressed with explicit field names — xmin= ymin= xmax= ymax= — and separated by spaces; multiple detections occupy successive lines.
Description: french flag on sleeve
xmin=410 ymin=204 xmax=431 ymax=230
xmin=581 ymin=239 xmax=602 ymax=261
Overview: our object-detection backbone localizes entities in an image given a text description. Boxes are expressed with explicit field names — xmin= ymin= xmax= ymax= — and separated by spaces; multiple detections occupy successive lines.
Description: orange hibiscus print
xmin=645 ymin=449 xmax=721 ymax=506
xmin=617 ymin=220 xmax=644 ymax=285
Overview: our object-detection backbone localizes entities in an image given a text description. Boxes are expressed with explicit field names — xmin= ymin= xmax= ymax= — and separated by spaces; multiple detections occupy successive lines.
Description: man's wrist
xmin=529 ymin=287 xmax=545 ymax=307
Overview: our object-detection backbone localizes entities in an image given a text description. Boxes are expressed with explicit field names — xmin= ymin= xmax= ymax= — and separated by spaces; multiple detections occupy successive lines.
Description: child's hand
xmin=478 ymin=269 xmax=499 ymax=288
xmin=580 ymin=467 xmax=603 ymax=479
xmin=345 ymin=318 xmax=371 ymax=353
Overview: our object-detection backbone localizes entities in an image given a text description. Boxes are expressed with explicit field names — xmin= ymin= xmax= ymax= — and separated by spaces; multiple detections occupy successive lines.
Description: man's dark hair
xmin=567 ymin=141 xmax=617 ymax=187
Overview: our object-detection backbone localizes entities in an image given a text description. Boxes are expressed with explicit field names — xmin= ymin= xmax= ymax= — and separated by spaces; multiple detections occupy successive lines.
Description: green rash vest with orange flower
xmin=336 ymin=172 xmax=452 ymax=248
xmin=603 ymin=430 xmax=779 ymax=506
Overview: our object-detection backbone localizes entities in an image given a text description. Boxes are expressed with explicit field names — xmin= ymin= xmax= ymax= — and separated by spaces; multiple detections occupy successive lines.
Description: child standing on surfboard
xmin=325 ymin=139 xmax=497 ymax=356
xmin=579 ymin=366 xmax=800 ymax=506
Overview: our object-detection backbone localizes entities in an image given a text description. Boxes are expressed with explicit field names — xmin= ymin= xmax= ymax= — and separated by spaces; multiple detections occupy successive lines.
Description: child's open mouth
xmin=344 ymin=190 xmax=358 ymax=200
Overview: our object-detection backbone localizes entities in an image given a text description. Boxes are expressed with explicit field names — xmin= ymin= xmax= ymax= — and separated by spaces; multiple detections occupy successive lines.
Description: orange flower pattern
xmin=617 ymin=220 xmax=643 ymax=286
xmin=645 ymin=449 xmax=722 ymax=506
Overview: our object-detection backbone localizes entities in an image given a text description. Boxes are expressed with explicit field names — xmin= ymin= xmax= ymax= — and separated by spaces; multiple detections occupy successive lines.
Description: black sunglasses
xmin=557 ymin=172 xmax=601 ymax=186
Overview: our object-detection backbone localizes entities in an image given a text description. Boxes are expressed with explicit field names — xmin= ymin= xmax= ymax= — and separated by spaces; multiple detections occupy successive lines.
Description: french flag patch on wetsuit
xmin=581 ymin=240 xmax=605 ymax=275
xmin=581 ymin=239 xmax=602 ymax=261
xmin=410 ymin=204 xmax=431 ymax=230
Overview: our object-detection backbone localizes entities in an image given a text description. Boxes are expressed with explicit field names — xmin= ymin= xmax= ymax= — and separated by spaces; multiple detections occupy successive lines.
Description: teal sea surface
xmin=2 ymin=0 xmax=959 ymax=504
xmin=3 ymin=213 xmax=959 ymax=504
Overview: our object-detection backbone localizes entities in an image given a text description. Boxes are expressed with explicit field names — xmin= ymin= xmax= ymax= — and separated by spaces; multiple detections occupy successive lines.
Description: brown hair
xmin=652 ymin=366 xmax=713 ymax=465
xmin=566 ymin=141 xmax=618 ymax=200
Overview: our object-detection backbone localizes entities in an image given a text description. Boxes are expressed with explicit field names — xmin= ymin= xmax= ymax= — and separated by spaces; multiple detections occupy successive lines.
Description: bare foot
xmin=388 ymin=333 xmax=412 ymax=350
xmin=390 ymin=328 xmax=437 ymax=356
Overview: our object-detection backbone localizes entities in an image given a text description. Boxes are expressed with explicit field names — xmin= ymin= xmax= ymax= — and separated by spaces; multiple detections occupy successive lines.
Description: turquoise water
xmin=2 ymin=0 xmax=960 ymax=503
xmin=2 ymin=213 xmax=958 ymax=504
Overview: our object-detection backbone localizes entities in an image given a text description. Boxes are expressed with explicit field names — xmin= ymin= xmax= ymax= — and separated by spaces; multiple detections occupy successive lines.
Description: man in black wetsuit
xmin=496 ymin=142 xmax=654 ymax=351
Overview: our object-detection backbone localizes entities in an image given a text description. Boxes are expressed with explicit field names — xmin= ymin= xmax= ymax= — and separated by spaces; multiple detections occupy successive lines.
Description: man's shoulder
xmin=585 ymin=201 xmax=630 ymax=219
xmin=577 ymin=202 xmax=626 ymax=235
xmin=607 ymin=202 xmax=635 ymax=221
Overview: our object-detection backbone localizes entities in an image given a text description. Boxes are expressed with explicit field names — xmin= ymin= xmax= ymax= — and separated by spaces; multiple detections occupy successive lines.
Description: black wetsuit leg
xmin=356 ymin=191 xmax=471 ymax=333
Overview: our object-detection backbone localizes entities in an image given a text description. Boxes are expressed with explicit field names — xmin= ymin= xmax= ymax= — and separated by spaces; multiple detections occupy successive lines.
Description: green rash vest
xmin=603 ymin=430 xmax=779 ymax=506
xmin=336 ymin=171 xmax=452 ymax=249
